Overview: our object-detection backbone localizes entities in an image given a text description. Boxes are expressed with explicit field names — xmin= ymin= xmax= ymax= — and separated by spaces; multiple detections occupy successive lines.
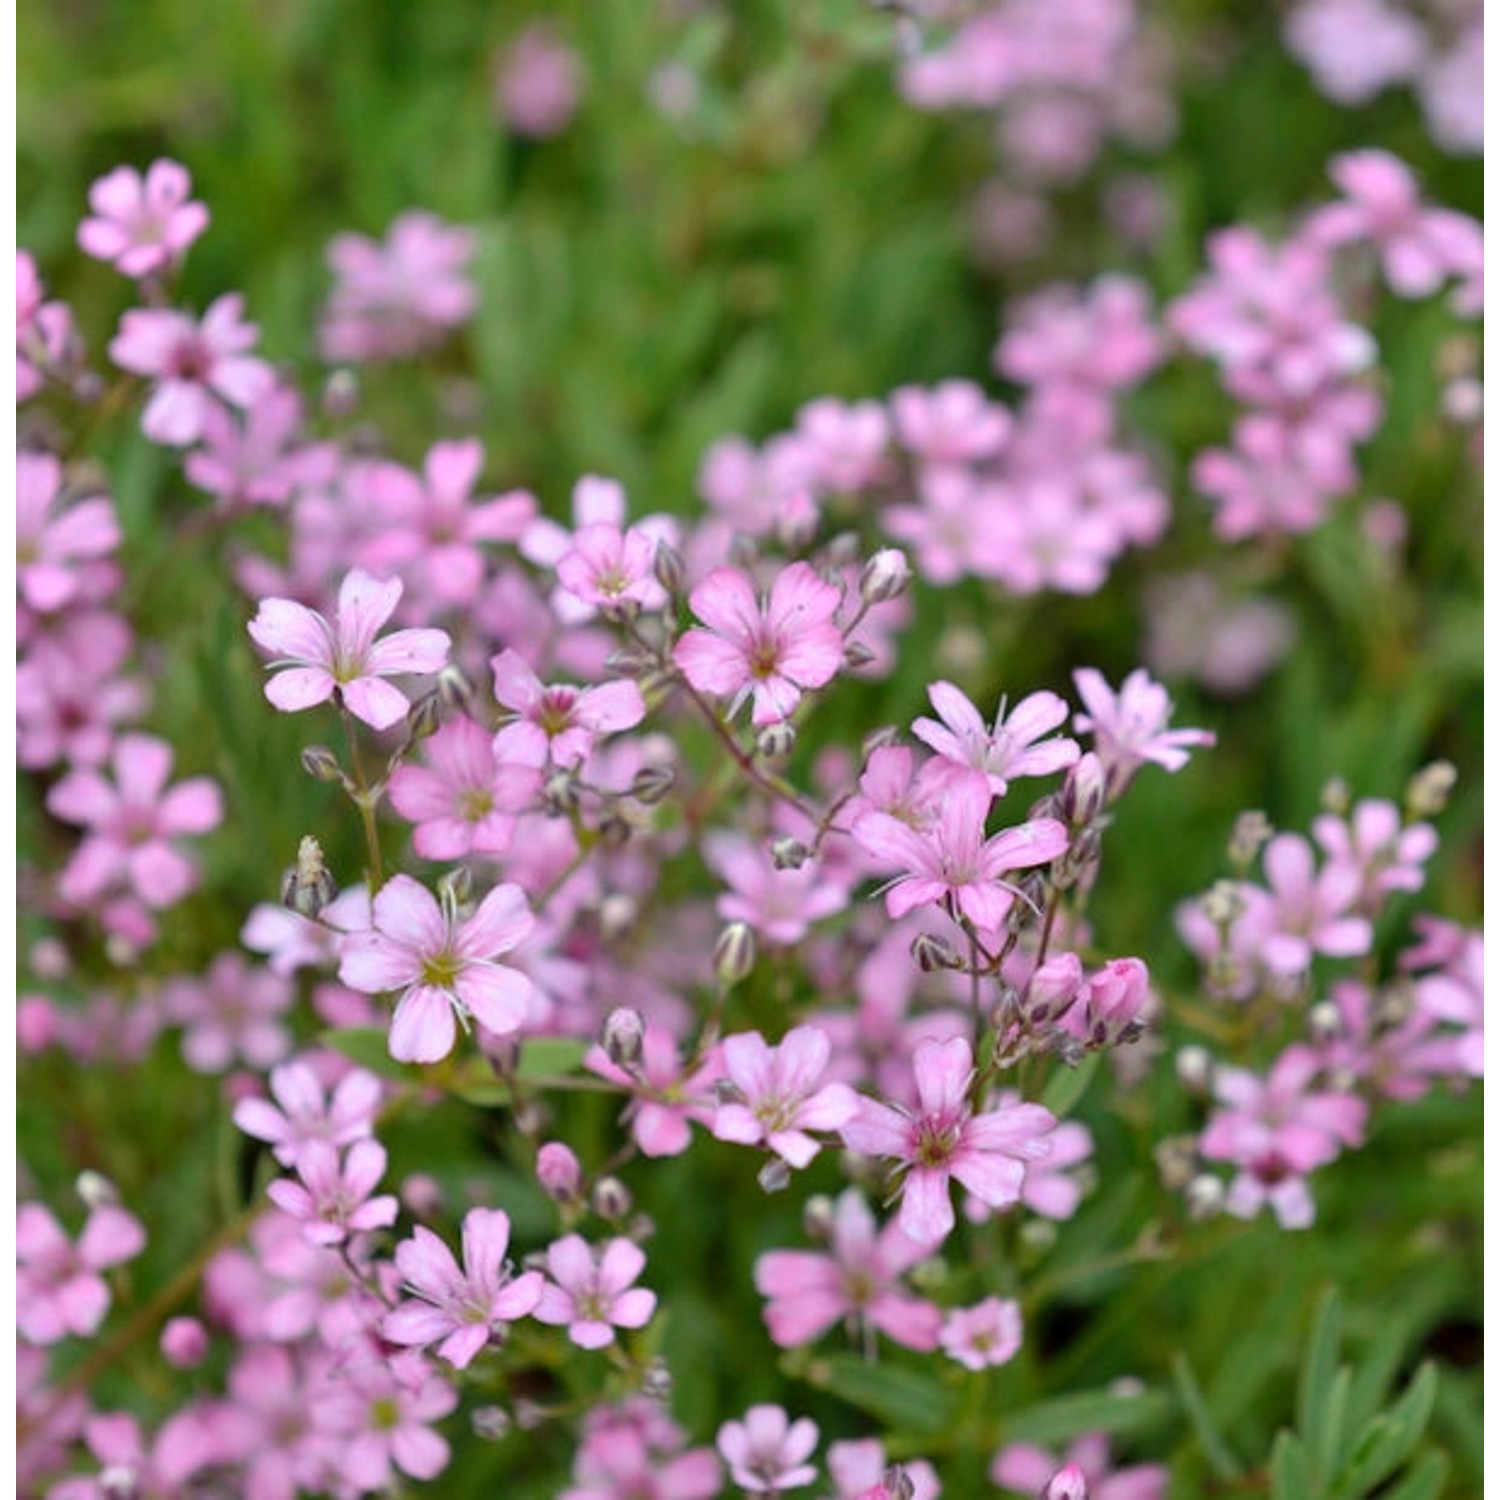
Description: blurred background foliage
xmin=18 ymin=1 xmax=1481 ymax=1496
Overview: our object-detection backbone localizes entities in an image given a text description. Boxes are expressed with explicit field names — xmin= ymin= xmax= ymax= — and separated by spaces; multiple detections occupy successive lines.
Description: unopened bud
xmin=300 ymin=745 xmax=345 ymax=784
xmin=858 ymin=548 xmax=910 ymax=605
xmin=598 ymin=893 xmax=639 ymax=941
xmin=543 ymin=770 xmax=580 ymax=815
xmin=1043 ymin=1461 xmax=1090 ymax=1500
xmin=882 ymin=1464 xmax=917 ymax=1500
xmin=160 ymin=1316 xmax=210 ymax=1369
xmin=641 ymin=1357 xmax=673 ymax=1401
xmin=802 ymin=1194 xmax=835 ymax=1242
xmin=606 ymin=646 xmax=658 ymax=678
xmin=860 ymin=724 xmax=900 ymax=761
xmin=1039 ymin=1027 xmax=1085 ymax=1068
xmin=281 ymin=836 xmax=337 ymax=919
xmin=714 ymin=1078 xmax=747 ymax=1107
xmin=1185 ymin=1173 xmax=1226 ymax=1220
xmin=437 ymin=866 xmax=473 ymax=920
xmin=826 ymin=531 xmax=862 ymax=568
xmin=1200 ymin=880 xmax=1244 ymax=930
xmin=630 ymin=764 xmax=675 ymax=804
xmin=536 ymin=1142 xmax=583 ymax=1203
xmin=1051 ymin=827 xmax=1101 ymax=891
xmin=1174 ymin=1045 xmax=1214 ymax=1094
xmin=321 ymin=368 xmax=360 ymax=419
xmin=1372 ymin=980 xmax=1415 ymax=1033
xmin=842 ymin=640 xmax=876 ymax=671
xmin=756 ymin=722 xmax=796 ymax=759
xmin=1307 ymin=1000 xmax=1342 ymax=1043
xmin=1320 ymin=777 xmax=1351 ymax=816
xmin=76 ymin=1170 xmax=120 ymax=1209
xmin=758 ymin=1157 xmax=792 ymax=1193
xmin=771 ymin=836 xmax=811 ymax=871
xmin=598 ymin=811 xmax=634 ymax=848
xmin=1228 ymin=810 xmax=1274 ymax=869
xmin=99 ymin=1465 xmax=141 ymax=1500
xmin=1059 ymin=752 xmax=1107 ymax=827
xmin=653 ymin=542 xmax=686 ymax=598
xmin=601 ymin=1007 xmax=646 ymax=1070
xmin=714 ymin=922 xmax=756 ymax=987
xmin=471 ymin=1405 xmax=511 ymax=1440
xmin=1024 ymin=952 xmax=1084 ymax=1027
xmin=1155 ymin=1136 xmax=1198 ymax=1191
xmin=405 ymin=690 xmax=443 ymax=740
xmin=591 ymin=1176 xmax=632 ymax=1220
xmin=911 ymin=932 xmax=961 ymax=973
xmin=435 ymin=663 xmax=476 ymax=716
xmin=1019 ymin=1218 xmax=1059 ymax=1256
xmin=401 ymin=1173 xmax=445 ymax=1218
xmin=513 ymin=1399 xmax=548 ymax=1432
xmin=987 ymin=983 xmax=1020 ymax=1031
xmin=1406 ymin=760 xmax=1457 ymax=819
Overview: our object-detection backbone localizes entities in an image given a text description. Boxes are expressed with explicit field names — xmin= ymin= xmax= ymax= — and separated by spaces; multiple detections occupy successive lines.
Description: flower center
xmin=914 ymin=1120 xmax=960 ymax=1168
xmin=420 ymin=950 xmax=463 ymax=988
xmin=537 ymin=688 xmax=578 ymax=738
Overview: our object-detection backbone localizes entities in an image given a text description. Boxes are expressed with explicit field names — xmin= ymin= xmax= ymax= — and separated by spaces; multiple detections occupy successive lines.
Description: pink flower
xmin=77 ymin=159 xmax=209 ymax=277
xmin=320 ymin=211 xmax=476 ymax=362
xmin=108 ymin=294 xmax=274 ymax=446
xmin=911 ymin=683 xmax=1079 ymax=795
xmin=233 ymin=1056 xmax=383 ymax=1166
xmin=702 ymin=831 xmax=852 ymax=945
xmin=712 ymin=1025 xmax=860 ymax=1169
xmin=315 ymin=1347 xmax=458 ymax=1489
xmin=46 ymin=732 xmax=223 ymax=910
xmin=827 ymin=1439 xmax=941 ymax=1500
xmin=491 ymin=649 xmax=647 ymax=767
xmin=338 ymin=874 xmax=544 ymax=1063
xmin=16 ymin=452 xmax=121 ymax=614
xmin=184 ymin=383 xmax=338 ymax=512
xmin=674 ymin=562 xmax=844 ymax=725
xmin=494 ymin=24 xmax=583 ymax=138
xmin=852 ymin=770 xmax=1068 ymax=932
xmin=383 ymin=1209 xmax=544 ymax=1367
xmin=1072 ymin=667 xmax=1214 ymax=794
xmin=584 ymin=1025 xmax=724 ymax=1157
xmin=165 ymin=951 xmax=295 ymax=1074
xmin=891 ymin=380 xmax=1011 ymax=467
xmin=840 ymin=1036 xmax=1055 ymax=1243
xmin=1199 ymin=1046 xmax=1368 ymax=1229
xmin=1284 ymin=0 xmax=1426 ymax=105
xmin=17 ymin=250 xmax=76 ymax=401
xmin=753 ymin=1189 xmax=942 ymax=1351
xmin=247 ymin=568 xmax=451 ymax=730
xmin=993 ymin=1433 xmax=1166 ymax=1500
xmin=1311 ymin=798 xmax=1437 ymax=905
xmin=534 ymin=1235 xmax=658 ymax=1349
xmin=794 ymin=397 xmax=892 ymax=492
xmin=564 ymin=1406 xmax=723 ymax=1500
xmin=1253 ymin=833 xmax=1373 ymax=976
xmin=266 ymin=1139 xmax=400 ymax=1246
xmin=718 ymin=1405 xmax=820 ymax=1495
xmin=17 ymin=1202 xmax=146 ymax=1344
xmin=939 ymin=1296 xmax=1023 ymax=1370
xmin=387 ymin=714 xmax=539 ymax=859
xmin=556 ymin=522 xmax=670 ymax=615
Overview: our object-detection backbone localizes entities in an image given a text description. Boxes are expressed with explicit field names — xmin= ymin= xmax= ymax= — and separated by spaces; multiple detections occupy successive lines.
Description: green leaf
xmin=1172 ymin=1352 xmax=1243 ymax=1481
xmin=320 ymin=1026 xmax=410 ymax=1080
xmin=1376 ymin=1451 xmax=1449 ymax=1500
xmin=1003 ymin=1386 xmax=1172 ymax=1448
xmin=1041 ymin=1051 xmax=1101 ymax=1118
xmin=1271 ymin=1431 xmax=1320 ymax=1500
xmin=1298 ymin=1288 xmax=1343 ymax=1446
xmin=516 ymin=1037 xmax=590 ymax=1080
xmin=1313 ymin=1366 xmax=1354 ymax=1479
xmin=814 ymin=1357 xmax=955 ymax=1434
xmin=1330 ymin=1364 xmax=1438 ymax=1500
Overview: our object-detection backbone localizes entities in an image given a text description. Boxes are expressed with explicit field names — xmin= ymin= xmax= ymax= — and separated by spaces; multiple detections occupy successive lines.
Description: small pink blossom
xmin=702 ymin=832 xmax=852 ymax=945
xmin=911 ymin=682 xmax=1079 ymax=795
xmin=16 ymin=452 xmax=122 ymax=615
xmin=1253 ymin=832 xmax=1373 ymax=976
xmin=674 ymin=562 xmax=844 ymax=725
xmin=495 ymin=24 xmax=584 ymax=138
xmin=794 ymin=396 xmax=891 ymax=492
xmin=491 ymin=649 xmax=647 ymax=767
xmin=718 ymin=1405 xmax=820 ymax=1495
xmin=827 ymin=1439 xmax=941 ymax=1500
xmin=247 ymin=568 xmax=451 ymax=730
xmin=17 ymin=1202 xmax=147 ymax=1344
xmin=993 ymin=1433 xmax=1166 ymax=1500
xmin=1072 ymin=667 xmax=1215 ymax=795
xmin=165 ymin=951 xmax=295 ymax=1074
xmin=265 ymin=1139 xmax=400 ymax=1246
xmin=109 ymin=294 xmax=275 ymax=446
xmin=939 ymin=1296 xmax=1023 ymax=1370
xmin=315 ymin=1347 xmax=458 ymax=1489
xmin=556 ymin=522 xmax=671 ymax=615
xmin=840 ymin=1036 xmax=1055 ymax=1243
xmin=338 ymin=874 xmax=544 ymax=1064
xmin=232 ymin=1056 xmax=384 ymax=1166
xmin=890 ymin=380 xmax=1012 ymax=467
xmin=712 ymin=1024 xmax=860 ymax=1169
xmin=584 ymin=1025 xmax=724 ymax=1157
xmin=184 ymin=384 xmax=338 ymax=512
xmin=77 ymin=159 xmax=209 ymax=278
xmin=383 ymin=1209 xmax=544 ymax=1367
xmin=534 ymin=1235 xmax=658 ymax=1349
xmin=17 ymin=250 xmax=76 ymax=401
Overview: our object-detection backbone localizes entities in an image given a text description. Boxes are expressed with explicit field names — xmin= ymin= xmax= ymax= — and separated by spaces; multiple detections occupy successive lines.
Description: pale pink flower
xmin=495 ymin=24 xmax=583 ymax=138
xmin=556 ymin=522 xmax=670 ymax=615
xmin=964 ymin=1095 xmax=1094 ymax=1222
xmin=16 ymin=452 xmax=121 ymax=614
xmin=17 ymin=1202 xmax=146 ymax=1344
xmin=827 ymin=1439 xmax=941 ymax=1500
xmin=233 ymin=1057 xmax=383 ymax=1166
xmin=491 ymin=649 xmax=646 ymax=767
xmin=266 ymin=1139 xmax=399 ymax=1246
xmin=890 ymin=380 xmax=1011 ymax=467
xmin=320 ymin=211 xmax=476 ymax=362
xmin=702 ymin=831 xmax=852 ymax=945
xmin=939 ymin=1296 xmax=1023 ymax=1370
xmin=674 ymin=562 xmax=844 ymax=725
xmin=718 ymin=1405 xmax=820 ymax=1495
xmin=993 ymin=1433 xmax=1166 ymax=1500
xmin=794 ymin=396 xmax=891 ymax=492
xmin=1311 ymin=798 xmax=1436 ymax=905
xmin=584 ymin=1025 xmax=724 ymax=1157
xmin=383 ymin=1209 xmax=544 ymax=1367
xmin=1072 ymin=667 xmax=1215 ymax=795
xmin=77 ymin=159 xmax=209 ymax=277
xmin=46 ymin=732 xmax=223 ymax=910
xmin=165 ymin=951 xmax=295 ymax=1074
xmin=1200 ymin=1045 xmax=1367 ymax=1229
xmin=753 ymin=1189 xmax=942 ymax=1351
xmin=315 ymin=1347 xmax=458 ymax=1489
xmin=852 ymin=770 xmax=1068 ymax=932
xmin=534 ymin=1235 xmax=658 ymax=1349
xmin=17 ymin=250 xmax=76 ymax=401
xmin=1284 ymin=0 xmax=1427 ymax=106
xmin=387 ymin=714 xmax=539 ymax=859
xmin=712 ymin=1024 xmax=860 ymax=1169
xmin=564 ymin=1405 xmax=723 ymax=1500
xmin=338 ymin=874 xmax=543 ymax=1064
xmin=841 ymin=1036 xmax=1055 ymax=1243
xmin=247 ymin=568 xmax=451 ymax=730
xmin=184 ymin=384 xmax=338 ymax=512
xmin=911 ymin=682 xmax=1079 ymax=795
xmin=1254 ymin=832 xmax=1373 ymax=976
xmin=109 ymin=294 xmax=275 ymax=446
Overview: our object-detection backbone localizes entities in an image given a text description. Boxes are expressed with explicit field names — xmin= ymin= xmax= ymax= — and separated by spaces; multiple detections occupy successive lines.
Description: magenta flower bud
xmin=1084 ymin=958 xmax=1151 ymax=1047
xmin=401 ymin=1172 xmax=445 ymax=1218
xmin=17 ymin=996 xmax=57 ymax=1053
xmin=536 ymin=1142 xmax=583 ymax=1203
xmin=160 ymin=1316 xmax=209 ymax=1368
xmin=1025 ymin=952 xmax=1085 ymax=1026
xmin=1044 ymin=1462 xmax=1090 ymax=1500
xmin=1060 ymin=752 xmax=1107 ymax=827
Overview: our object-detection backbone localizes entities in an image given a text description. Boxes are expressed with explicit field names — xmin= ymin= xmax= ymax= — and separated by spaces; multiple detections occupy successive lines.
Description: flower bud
xmin=860 ymin=724 xmax=900 ymax=761
xmin=405 ymin=690 xmax=443 ymax=741
xmin=1185 ymin=1173 xmax=1226 ymax=1220
xmin=601 ymin=1007 xmax=646 ymax=1070
xmin=882 ymin=1465 xmax=917 ymax=1500
xmin=842 ymin=640 xmax=876 ymax=671
xmin=300 ymin=745 xmax=345 ymax=784
xmin=1320 ymin=776 xmax=1351 ymax=816
xmin=802 ymin=1194 xmax=836 ymax=1242
xmin=401 ymin=1173 xmax=445 ymax=1218
xmin=1043 ymin=1461 xmax=1090 ymax=1500
xmin=598 ymin=811 xmax=634 ymax=848
xmin=281 ymin=835 xmax=338 ymax=919
xmin=1024 ymin=952 xmax=1084 ymax=1027
xmin=827 ymin=531 xmax=862 ymax=568
xmin=1307 ymin=1000 xmax=1342 ymax=1044
xmin=591 ymin=1176 xmax=632 ymax=1220
xmin=758 ymin=1157 xmax=792 ymax=1193
xmin=1084 ymin=958 xmax=1149 ymax=1048
xmin=99 ymin=1464 xmax=140 ymax=1500
xmin=1058 ymin=752 xmax=1107 ymax=827
xmin=437 ymin=867 xmax=473 ymax=921
xmin=436 ymin=663 xmax=477 ymax=716
xmin=160 ymin=1316 xmax=209 ymax=1369
xmin=321 ymin=368 xmax=360 ymax=418
xmin=598 ymin=894 xmax=638 ymax=941
xmin=911 ymin=932 xmax=961 ymax=972
xmin=653 ymin=541 xmax=686 ymax=599
xmin=76 ymin=1171 xmax=120 ymax=1209
xmin=536 ymin=1142 xmax=583 ymax=1203
xmin=714 ymin=922 xmax=756 ymax=987
xmin=606 ymin=646 xmax=658 ymax=678
xmin=543 ymin=769 xmax=580 ymax=815
xmin=1406 ymin=760 xmax=1457 ymax=819
xmin=756 ymin=723 xmax=796 ymax=760
xmin=1200 ymin=880 xmax=1244 ymax=930
xmin=629 ymin=764 xmax=676 ymax=804
xmin=1228 ymin=810 xmax=1274 ymax=869
xmin=641 ymin=1357 xmax=673 ymax=1401
xmin=513 ymin=1399 xmax=548 ymax=1432
xmin=471 ymin=1406 xmax=511 ymax=1440
xmin=771 ymin=836 xmax=811 ymax=871
xmin=858 ymin=548 xmax=910 ymax=605
xmin=1155 ymin=1136 xmax=1198 ymax=1191
xmin=1174 ymin=1045 xmax=1214 ymax=1094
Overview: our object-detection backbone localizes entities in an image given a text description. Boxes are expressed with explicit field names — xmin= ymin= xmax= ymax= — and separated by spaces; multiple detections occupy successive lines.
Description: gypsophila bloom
xmin=534 ymin=1235 xmax=658 ymax=1349
xmin=16 ymin=452 xmax=122 ymax=616
xmin=232 ymin=1056 xmax=384 ymax=1166
xmin=339 ymin=875 xmax=544 ymax=1063
xmin=827 ymin=1439 xmax=942 ymax=1500
xmin=265 ymin=1139 xmax=399 ymax=1246
xmin=584 ymin=1024 xmax=724 ymax=1158
xmin=383 ymin=1209 xmax=544 ymax=1367
xmin=77 ymin=159 xmax=209 ymax=278
xmin=912 ymin=682 xmax=1080 ymax=795
xmin=17 ymin=1202 xmax=146 ymax=1344
xmin=992 ymin=1432 xmax=1166 ymax=1500
xmin=1072 ymin=667 xmax=1215 ymax=795
xmin=939 ymin=1296 xmax=1023 ymax=1370
xmin=718 ymin=1405 xmax=820 ymax=1495
xmin=248 ymin=569 xmax=451 ymax=730
xmin=491 ymin=649 xmax=647 ymax=768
